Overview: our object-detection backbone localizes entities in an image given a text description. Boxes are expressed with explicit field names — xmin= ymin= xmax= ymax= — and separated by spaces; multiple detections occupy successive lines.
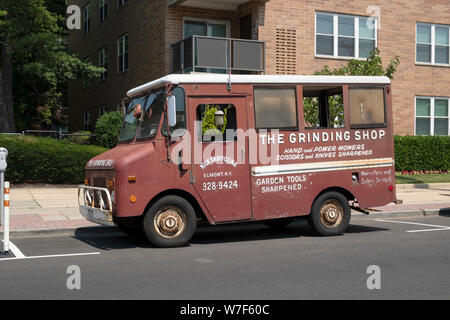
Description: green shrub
xmin=0 ymin=135 xmax=108 ymax=184
xmin=95 ymin=111 xmax=123 ymax=148
xmin=65 ymin=131 xmax=93 ymax=145
xmin=394 ymin=135 xmax=450 ymax=172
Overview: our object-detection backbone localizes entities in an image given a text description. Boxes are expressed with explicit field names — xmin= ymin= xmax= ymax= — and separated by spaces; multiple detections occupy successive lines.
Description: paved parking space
xmin=0 ymin=214 xmax=449 ymax=299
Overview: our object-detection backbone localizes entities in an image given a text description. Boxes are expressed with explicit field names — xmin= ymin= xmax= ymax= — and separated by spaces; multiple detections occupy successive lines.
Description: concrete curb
xmin=351 ymin=209 xmax=447 ymax=220
xmin=396 ymin=183 xmax=450 ymax=190
xmin=9 ymin=226 xmax=118 ymax=239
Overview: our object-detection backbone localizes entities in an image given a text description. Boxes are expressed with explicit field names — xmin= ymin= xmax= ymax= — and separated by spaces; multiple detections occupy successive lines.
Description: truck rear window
xmin=349 ymin=87 xmax=386 ymax=127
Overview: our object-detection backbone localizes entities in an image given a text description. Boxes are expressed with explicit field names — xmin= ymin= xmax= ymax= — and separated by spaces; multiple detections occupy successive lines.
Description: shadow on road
xmin=72 ymin=218 xmax=389 ymax=250
xmin=439 ymin=207 xmax=450 ymax=217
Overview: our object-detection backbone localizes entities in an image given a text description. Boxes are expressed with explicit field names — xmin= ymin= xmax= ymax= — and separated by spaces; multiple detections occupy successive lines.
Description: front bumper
xmin=78 ymin=186 xmax=115 ymax=226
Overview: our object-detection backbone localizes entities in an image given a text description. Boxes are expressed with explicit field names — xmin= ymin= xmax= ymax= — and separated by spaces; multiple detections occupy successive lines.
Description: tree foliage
xmin=95 ymin=111 xmax=124 ymax=148
xmin=0 ymin=0 xmax=104 ymax=130
xmin=314 ymin=48 xmax=400 ymax=79
xmin=201 ymin=105 xmax=229 ymax=137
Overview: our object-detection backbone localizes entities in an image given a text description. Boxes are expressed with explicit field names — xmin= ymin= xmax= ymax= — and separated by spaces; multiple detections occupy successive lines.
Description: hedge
xmin=0 ymin=135 xmax=108 ymax=184
xmin=394 ymin=135 xmax=450 ymax=172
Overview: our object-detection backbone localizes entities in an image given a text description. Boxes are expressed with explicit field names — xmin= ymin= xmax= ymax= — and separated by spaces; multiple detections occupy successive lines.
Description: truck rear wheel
xmin=143 ymin=195 xmax=197 ymax=248
xmin=308 ymin=191 xmax=350 ymax=236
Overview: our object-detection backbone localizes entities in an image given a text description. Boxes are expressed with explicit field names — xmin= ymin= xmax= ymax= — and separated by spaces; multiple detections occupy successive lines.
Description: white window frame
xmin=98 ymin=47 xmax=107 ymax=80
xmin=315 ymin=12 xmax=378 ymax=60
xmin=416 ymin=23 xmax=450 ymax=67
xmin=118 ymin=34 xmax=128 ymax=73
xmin=415 ymin=96 xmax=450 ymax=136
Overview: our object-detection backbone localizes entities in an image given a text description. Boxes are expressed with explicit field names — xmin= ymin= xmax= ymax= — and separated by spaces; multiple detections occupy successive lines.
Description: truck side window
xmin=254 ymin=87 xmax=298 ymax=130
xmin=303 ymin=86 xmax=344 ymax=129
xmin=197 ymin=104 xmax=237 ymax=142
xmin=349 ymin=87 xmax=386 ymax=127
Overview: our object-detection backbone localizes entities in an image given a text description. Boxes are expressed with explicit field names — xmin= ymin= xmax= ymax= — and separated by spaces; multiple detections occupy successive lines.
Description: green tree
xmin=0 ymin=0 xmax=104 ymax=131
xmin=95 ymin=111 xmax=124 ymax=148
xmin=314 ymin=48 xmax=400 ymax=79
xmin=303 ymin=48 xmax=400 ymax=127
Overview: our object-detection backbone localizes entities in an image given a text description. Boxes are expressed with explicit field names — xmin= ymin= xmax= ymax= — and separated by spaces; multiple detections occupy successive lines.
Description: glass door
xmin=183 ymin=19 xmax=229 ymax=73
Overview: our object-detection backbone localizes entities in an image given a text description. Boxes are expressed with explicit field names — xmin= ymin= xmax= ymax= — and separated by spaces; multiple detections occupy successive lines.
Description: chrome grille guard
xmin=78 ymin=186 xmax=113 ymax=213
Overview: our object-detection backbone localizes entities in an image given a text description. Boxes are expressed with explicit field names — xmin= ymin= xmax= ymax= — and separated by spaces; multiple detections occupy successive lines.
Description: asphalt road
xmin=1 ymin=214 xmax=450 ymax=300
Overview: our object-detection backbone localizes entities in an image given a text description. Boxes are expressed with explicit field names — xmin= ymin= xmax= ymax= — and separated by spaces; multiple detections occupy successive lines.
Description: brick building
xmin=68 ymin=0 xmax=450 ymax=136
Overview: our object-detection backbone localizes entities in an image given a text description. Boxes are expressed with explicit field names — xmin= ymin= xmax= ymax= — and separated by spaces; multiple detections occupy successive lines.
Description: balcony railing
xmin=171 ymin=35 xmax=265 ymax=74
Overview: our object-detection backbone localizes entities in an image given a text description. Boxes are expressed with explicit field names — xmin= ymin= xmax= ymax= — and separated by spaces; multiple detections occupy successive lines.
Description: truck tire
xmin=263 ymin=217 xmax=294 ymax=229
xmin=308 ymin=191 xmax=351 ymax=236
xmin=143 ymin=195 xmax=197 ymax=248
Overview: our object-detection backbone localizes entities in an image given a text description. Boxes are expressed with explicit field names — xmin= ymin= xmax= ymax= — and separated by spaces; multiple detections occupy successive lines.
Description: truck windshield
xmin=137 ymin=91 xmax=165 ymax=139
xmin=118 ymin=96 xmax=147 ymax=142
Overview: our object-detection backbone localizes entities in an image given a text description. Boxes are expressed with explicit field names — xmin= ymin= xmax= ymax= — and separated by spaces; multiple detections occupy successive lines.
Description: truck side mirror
xmin=168 ymin=95 xmax=177 ymax=127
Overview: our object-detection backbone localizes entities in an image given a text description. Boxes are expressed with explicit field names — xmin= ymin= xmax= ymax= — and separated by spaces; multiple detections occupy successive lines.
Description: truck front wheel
xmin=143 ymin=195 xmax=197 ymax=248
xmin=308 ymin=191 xmax=351 ymax=236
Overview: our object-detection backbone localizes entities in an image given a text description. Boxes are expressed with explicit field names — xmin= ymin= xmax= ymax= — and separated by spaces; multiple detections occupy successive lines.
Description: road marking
xmin=8 ymin=241 xmax=26 ymax=258
xmin=374 ymin=219 xmax=450 ymax=233
xmin=1 ymin=240 xmax=101 ymax=262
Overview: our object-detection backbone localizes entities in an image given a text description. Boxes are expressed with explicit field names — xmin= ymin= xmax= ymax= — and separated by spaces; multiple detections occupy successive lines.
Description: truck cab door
xmin=189 ymin=96 xmax=252 ymax=223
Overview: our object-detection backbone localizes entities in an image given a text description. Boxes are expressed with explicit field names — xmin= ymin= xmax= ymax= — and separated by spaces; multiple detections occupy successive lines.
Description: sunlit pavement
xmin=0 ymin=215 xmax=449 ymax=299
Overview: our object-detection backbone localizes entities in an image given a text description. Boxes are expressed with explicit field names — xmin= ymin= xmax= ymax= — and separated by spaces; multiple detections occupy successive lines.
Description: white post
xmin=0 ymin=148 xmax=8 ymax=253
xmin=3 ymin=182 xmax=9 ymax=252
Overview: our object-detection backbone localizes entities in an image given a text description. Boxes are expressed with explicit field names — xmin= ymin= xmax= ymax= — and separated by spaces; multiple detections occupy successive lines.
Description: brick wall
xmin=68 ymin=0 xmax=450 ymax=135
xmin=68 ymin=0 xmax=166 ymax=131
xmin=259 ymin=0 xmax=450 ymax=135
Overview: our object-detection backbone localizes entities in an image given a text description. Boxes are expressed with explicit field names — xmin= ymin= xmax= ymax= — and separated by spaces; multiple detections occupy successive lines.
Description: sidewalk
xmin=0 ymin=183 xmax=449 ymax=236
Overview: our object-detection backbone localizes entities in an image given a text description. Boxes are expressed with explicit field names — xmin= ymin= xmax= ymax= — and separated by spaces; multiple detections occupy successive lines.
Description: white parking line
xmin=7 ymin=241 xmax=26 ymax=258
xmin=374 ymin=219 xmax=450 ymax=233
xmin=0 ymin=252 xmax=101 ymax=261
xmin=0 ymin=240 xmax=100 ymax=262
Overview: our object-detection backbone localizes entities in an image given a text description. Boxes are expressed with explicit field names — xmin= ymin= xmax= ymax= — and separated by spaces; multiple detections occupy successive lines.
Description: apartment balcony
xmin=171 ymin=35 xmax=265 ymax=74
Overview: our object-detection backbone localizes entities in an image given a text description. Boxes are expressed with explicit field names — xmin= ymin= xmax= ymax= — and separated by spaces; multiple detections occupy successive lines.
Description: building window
xmin=99 ymin=0 xmax=108 ymax=22
xmin=316 ymin=12 xmax=377 ymax=59
xmin=254 ymin=87 xmax=298 ymax=130
xmin=84 ymin=111 xmax=91 ymax=131
xmin=83 ymin=3 xmax=90 ymax=34
xmin=98 ymin=47 xmax=108 ymax=80
xmin=118 ymin=34 xmax=128 ymax=73
xmin=118 ymin=0 xmax=127 ymax=7
xmin=99 ymin=106 xmax=108 ymax=117
xmin=416 ymin=97 xmax=449 ymax=136
xmin=416 ymin=23 xmax=450 ymax=65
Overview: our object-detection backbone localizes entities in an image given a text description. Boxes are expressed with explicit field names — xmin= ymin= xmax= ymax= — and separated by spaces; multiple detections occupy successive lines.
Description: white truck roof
xmin=127 ymin=74 xmax=391 ymax=97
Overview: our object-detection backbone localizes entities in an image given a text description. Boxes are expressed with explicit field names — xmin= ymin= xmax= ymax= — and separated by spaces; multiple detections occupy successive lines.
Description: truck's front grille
xmin=93 ymin=177 xmax=107 ymax=188
xmin=92 ymin=177 xmax=107 ymax=207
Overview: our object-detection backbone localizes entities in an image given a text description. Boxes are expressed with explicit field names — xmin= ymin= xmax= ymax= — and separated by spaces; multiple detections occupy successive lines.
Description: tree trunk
xmin=0 ymin=40 xmax=15 ymax=133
